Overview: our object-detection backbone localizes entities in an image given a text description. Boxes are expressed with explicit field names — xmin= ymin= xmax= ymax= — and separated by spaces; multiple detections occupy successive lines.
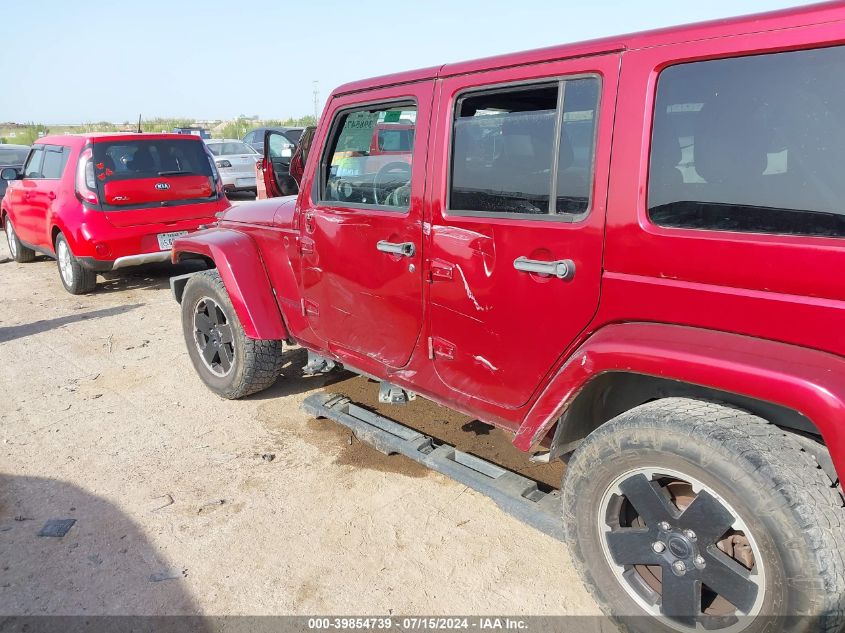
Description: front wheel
xmin=55 ymin=233 xmax=97 ymax=294
xmin=4 ymin=218 xmax=36 ymax=263
xmin=562 ymin=398 xmax=845 ymax=633
xmin=180 ymin=270 xmax=286 ymax=399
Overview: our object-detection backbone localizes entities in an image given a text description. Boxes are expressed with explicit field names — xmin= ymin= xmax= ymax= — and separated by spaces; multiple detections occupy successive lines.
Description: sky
xmin=0 ymin=0 xmax=823 ymax=124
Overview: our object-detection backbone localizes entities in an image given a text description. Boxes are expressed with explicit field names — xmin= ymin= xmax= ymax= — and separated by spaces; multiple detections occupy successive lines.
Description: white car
xmin=205 ymin=139 xmax=260 ymax=194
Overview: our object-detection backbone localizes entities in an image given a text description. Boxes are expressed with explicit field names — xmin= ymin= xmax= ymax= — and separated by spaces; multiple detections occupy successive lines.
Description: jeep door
xmin=297 ymin=81 xmax=434 ymax=368
xmin=427 ymin=54 xmax=619 ymax=409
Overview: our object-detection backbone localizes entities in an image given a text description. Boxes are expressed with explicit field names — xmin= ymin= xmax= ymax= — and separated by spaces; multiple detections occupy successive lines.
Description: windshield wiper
xmin=157 ymin=170 xmax=198 ymax=176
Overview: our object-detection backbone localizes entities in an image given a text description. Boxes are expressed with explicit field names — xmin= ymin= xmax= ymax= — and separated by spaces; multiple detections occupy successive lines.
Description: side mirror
xmin=0 ymin=167 xmax=18 ymax=181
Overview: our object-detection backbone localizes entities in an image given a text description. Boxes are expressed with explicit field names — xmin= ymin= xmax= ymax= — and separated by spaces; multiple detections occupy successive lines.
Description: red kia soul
xmin=0 ymin=133 xmax=229 ymax=294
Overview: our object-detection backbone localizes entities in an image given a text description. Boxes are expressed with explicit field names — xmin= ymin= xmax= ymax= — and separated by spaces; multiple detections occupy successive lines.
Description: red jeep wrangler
xmin=1 ymin=133 xmax=227 ymax=294
xmin=171 ymin=5 xmax=845 ymax=630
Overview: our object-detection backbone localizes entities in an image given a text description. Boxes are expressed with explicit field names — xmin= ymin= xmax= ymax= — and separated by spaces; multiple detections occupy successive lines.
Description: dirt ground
xmin=0 ymin=223 xmax=599 ymax=617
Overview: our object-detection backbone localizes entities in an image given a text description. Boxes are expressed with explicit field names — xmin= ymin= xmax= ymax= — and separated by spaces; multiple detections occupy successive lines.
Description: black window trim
xmin=445 ymin=72 xmax=602 ymax=223
xmin=317 ymin=96 xmax=418 ymax=214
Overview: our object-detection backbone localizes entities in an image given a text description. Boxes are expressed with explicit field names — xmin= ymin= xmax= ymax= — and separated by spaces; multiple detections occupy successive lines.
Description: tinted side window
xmin=322 ymin=104 xmax=416 ymax=210
xmin=450 ymin=78 xmax=599 ymax=218
xmin=451 ymin=85 xmax=557 ymax=215
xmin=649 ymin=46 xmax=845 ymax=238
xmin=41 ymin=146 xmax=69 ymax=179
xmin=23 ymin=147 xmax=45 ymax=179
xmin=557 ymin=78 xmax=600 ymax=216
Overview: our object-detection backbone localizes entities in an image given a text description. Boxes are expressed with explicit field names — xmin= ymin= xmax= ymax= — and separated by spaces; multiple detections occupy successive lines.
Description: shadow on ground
xmin=0 ymin=473 xmax=205 ymax=623
xmin=96 ymin=260 xmax=207 ymax=295
xmin=0 ymin=304 xmax=143 ymax=344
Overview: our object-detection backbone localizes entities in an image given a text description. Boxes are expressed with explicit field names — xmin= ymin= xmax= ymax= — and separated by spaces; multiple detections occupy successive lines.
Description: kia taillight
xmin=75 ymin=147 xmax=99 ymax=205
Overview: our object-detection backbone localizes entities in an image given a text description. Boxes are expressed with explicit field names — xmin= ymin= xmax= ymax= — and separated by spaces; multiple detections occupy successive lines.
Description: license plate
xmin=157 ymin=230 xmax=188 ymax=251
xmin=236 ymin=177 xmax=256 ymax=188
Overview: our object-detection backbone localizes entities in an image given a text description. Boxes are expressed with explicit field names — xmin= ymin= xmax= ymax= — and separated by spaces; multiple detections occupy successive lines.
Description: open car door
xmin=288 ymin=126 xmax=315 ymax=188
xmin=261 ymin=128 xmax=311 ymax=198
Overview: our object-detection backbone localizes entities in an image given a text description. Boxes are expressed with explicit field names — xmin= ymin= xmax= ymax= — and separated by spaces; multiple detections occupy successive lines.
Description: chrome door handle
xmin=513 ymin=256 xmax=576 ymax=280
xmin=377 ymin=241 xmax=415 ymax=257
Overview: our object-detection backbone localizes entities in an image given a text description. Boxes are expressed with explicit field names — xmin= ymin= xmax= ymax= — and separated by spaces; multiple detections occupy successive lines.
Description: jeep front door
xmin=297 ymin=83 xmax=433 ymax=368
xmin=428 ymin=56 xmax=619 ymax=409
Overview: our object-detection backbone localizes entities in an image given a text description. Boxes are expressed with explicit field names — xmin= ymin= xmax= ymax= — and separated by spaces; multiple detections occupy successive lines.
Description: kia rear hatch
xmin=90 ymin=138 xmax=220 ymax=226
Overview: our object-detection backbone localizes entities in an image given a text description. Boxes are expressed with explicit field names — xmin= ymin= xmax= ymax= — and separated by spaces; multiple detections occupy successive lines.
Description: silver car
xmin=205 ymin=139 xmax=260 ymax=194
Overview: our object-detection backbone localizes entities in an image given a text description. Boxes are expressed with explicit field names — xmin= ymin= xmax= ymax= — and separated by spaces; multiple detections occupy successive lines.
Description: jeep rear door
xmin=427 ymin=54 xmax=620 ymax=409
xmin=297 ymin=81 xmax=434 ymax=368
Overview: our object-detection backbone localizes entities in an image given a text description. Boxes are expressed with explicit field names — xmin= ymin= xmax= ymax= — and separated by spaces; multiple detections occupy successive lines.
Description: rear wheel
xmin=180 ymin=270 xmax=285 ymax=399
xmin=4 ymin=218 xmax=35 ymax=263
xmin=562 ymin=398 xmax=845 ymax=633
xmin=55 ymin=233 xmax=97 ymax=294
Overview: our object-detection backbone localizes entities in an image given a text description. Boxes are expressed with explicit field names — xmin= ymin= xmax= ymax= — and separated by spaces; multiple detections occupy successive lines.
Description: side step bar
xmin=301 ymin=393 xmax=564 ymax=541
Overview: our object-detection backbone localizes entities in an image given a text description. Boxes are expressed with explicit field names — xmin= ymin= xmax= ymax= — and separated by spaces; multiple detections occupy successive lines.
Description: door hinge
xmin=428 ymin=336 xmax=455 ymax=361
xmin=301 ymin=299 xmax=319 ymax=317
xmin=429 ymin=259 xmax=454 ymax=282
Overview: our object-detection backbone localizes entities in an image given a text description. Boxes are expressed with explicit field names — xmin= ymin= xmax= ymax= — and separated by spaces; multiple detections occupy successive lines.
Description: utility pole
xmin=312 ymin=81 xmax=320 ymax=121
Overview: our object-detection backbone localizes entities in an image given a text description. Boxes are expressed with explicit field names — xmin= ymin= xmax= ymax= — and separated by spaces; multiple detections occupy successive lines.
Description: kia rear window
xmin=649 ymin=45 xmax=845 ymax=238
xmin=92 ymin=139 xmax=214 ymax=181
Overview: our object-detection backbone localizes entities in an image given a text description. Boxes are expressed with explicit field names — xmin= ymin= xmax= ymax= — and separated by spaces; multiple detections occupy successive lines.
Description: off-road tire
xmin=181 ymin=270 xmax=285 ymax=399
xmin=4 ymin=217 xmax=36 ymax=263
xmin=562 ymin=397 xmax=845 ymax=633
xmin=55 ymin=233 xmax=97 ymax=294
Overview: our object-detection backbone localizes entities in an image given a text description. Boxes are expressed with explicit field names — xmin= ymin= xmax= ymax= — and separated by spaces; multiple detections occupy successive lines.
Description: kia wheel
xmin=4 ymin=218 xmax=35 ymax=263
xmin=563 ymin=398 xmax=845 ymax=633
xmin=180 ymin=270 xmax=285 ymax=399
xmin=55 ymin=233 xmax=97 ymax=294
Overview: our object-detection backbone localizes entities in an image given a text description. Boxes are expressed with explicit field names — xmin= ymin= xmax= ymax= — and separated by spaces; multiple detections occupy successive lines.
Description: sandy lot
xmin=0 ymin=218 xmax=599 ymax=617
